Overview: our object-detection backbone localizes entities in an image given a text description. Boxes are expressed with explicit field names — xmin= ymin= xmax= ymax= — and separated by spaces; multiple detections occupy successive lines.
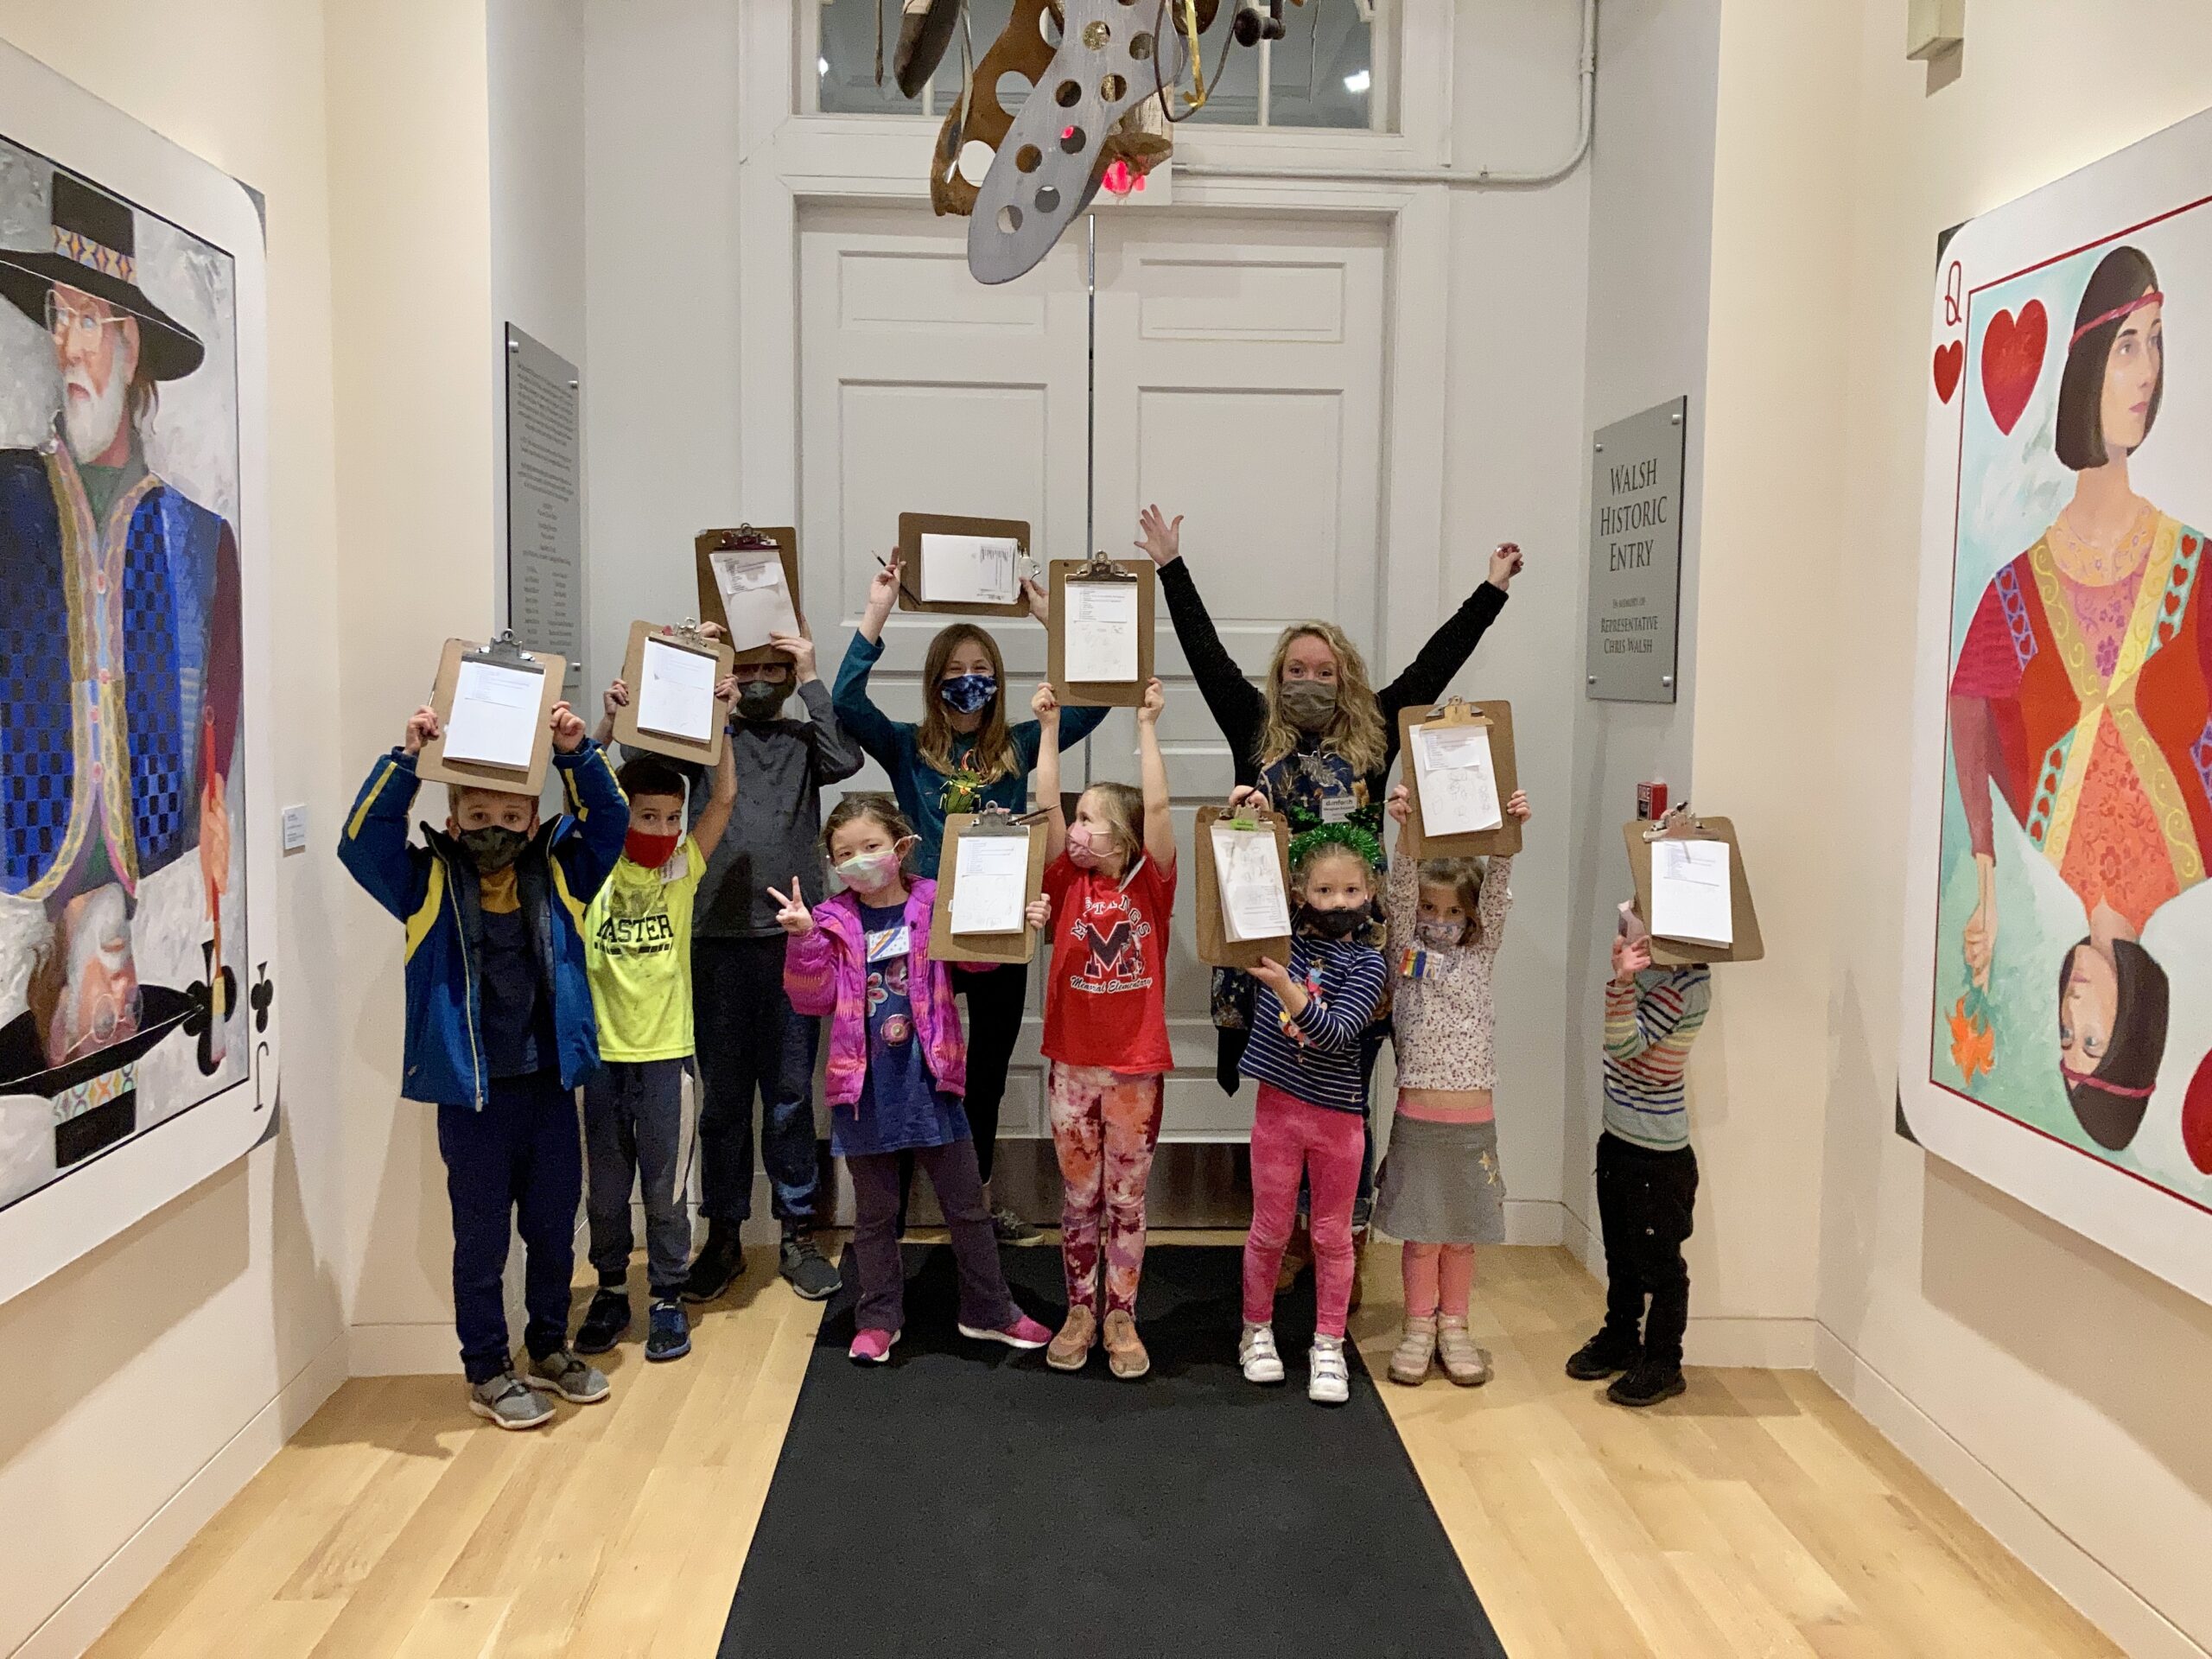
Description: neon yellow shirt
xmin=584 ymin=837 xmax=704 ymax=1062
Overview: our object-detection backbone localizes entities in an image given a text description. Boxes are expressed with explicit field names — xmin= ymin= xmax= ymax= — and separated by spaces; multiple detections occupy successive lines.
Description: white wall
xmin=0 ymin=4 xmax=351 ymax=1653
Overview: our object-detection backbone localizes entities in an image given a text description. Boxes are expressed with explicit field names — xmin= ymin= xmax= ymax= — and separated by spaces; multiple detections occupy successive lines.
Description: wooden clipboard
xmin=1396 ymin=700 xmax=1522 ymax=858
xmin=1622 ymin=810 xmax=1764 ymax=964
xmin=1047 ymin=556 xmax=1154 ymax=708
xmin=898 ymin=512 xmax=1033 ymax=617
xmin=929 ymin=811 xmax=1048 ymax=964
xmin=696 ymin=525 xmax=804 ymax=671
xmin=613 ymin=620 xmax=735 ymax=766
xmin=416 ymin=634 xmax=568 ymax=796
xmin=1195 ymin=804 xmax=1294 ymax=970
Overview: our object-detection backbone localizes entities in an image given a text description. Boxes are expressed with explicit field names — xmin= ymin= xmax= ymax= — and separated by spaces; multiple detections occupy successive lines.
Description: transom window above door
xmin=814 ymin=0 xmax=1382 ymax=130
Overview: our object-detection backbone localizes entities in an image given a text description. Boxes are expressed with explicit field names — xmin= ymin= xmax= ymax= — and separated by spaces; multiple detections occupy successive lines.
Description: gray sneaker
xmin=469 ymin=1370 xmax=555 ymax=1431
xmin=525 ymin=1347 xmax=611 ymax=1404
xmin=990 ymin=1204 xmax=1043 ymax=1246
xmin=779 ymin=1229 xmax=843 ymax=1301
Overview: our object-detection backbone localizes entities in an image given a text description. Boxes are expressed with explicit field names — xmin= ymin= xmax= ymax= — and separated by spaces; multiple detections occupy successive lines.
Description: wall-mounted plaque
xmin=505 ymin=323 xmax=584 ymax=693
xmin=1585 ymin=395 xmax=1688 ymax=703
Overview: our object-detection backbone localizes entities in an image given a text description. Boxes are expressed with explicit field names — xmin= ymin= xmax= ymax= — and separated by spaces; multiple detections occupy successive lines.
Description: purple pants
xmin=848 ymin=1137 xmax=1018 ymax=1336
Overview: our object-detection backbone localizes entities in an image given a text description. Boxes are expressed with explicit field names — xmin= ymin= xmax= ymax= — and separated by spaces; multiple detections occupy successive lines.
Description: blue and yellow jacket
xmin=337 ymin=743 xmax=628 ymax=1108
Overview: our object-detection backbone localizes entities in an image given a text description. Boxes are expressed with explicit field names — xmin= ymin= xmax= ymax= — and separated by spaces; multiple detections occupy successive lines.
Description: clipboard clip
xmin=1074 ymin=550 xmax=1138 ymax=581
xmin=710 ymin=524 xmax=779 ymax=553
xmin=963 ymin=804 xmax=1040 ymax=836
xmin=1431 ymin=696 xmax=1491 ymax=728
xmin=660 ymin=617 xmax=719 ymax=652
xmin=1643 ymin=803 xmax=1708 ymax=842
xmin=463 ymin=630 xmax=544 ymax=674
xmin=1226 ymin=794 xmax=1274 ymax=832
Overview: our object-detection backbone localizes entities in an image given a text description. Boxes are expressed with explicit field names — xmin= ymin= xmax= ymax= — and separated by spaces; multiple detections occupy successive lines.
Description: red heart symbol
xmin=1933 ymin=340 xmax=1964 ymax=404
xmin=2183 ymin=1048 xmax=2212 ymax=1174
xmin=1981 ymin=301 xmax=2048 ymax=435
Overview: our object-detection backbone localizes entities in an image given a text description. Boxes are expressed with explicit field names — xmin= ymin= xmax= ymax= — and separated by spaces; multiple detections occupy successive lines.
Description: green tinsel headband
xmin=1288 ymin=822 xmax=1385 ymax=873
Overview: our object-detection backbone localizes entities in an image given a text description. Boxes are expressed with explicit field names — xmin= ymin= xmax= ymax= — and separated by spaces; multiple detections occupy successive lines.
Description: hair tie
xmin=2071 ymin=289 xmax=2164 ymax=345
xmin=2059 ymin=1065 xmax=2155 ymax=1100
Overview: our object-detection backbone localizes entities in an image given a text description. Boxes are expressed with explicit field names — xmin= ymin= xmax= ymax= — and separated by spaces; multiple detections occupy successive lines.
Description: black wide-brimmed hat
xmin=0 ymin=170 xmax=204 ymax=381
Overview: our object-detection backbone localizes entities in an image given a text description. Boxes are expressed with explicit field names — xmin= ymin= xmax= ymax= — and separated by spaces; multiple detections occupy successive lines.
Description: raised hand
xmin=550 ymin=701 xmax=587 ymax=753
xmin=768 ymin=879 xmax=816 ymax=937
xmin=1021 ymin=575 xmax=1049 ymax=623
xmin=769 ymin=630 xmax=817 ymax=681
xmin=1611 ymin=933 xmax=1651 ymax=983
xmin=1136 ymin=504 xmax=1182 ymax=568
xmin=1488 ymin=542 xmax=1526 ymax=591
xmin=1137 ymin=677 xmax=1166 ymax=725
xmin=404 ymin=705 xmax=442 ymax=756
xmin=1032 ymin=681 xmax=1060 ymax=726
xmin=1228 ymin=784 xmax=1272 ymax=816
xmin=1505 ymin=788 xmax=1531 ymax=823
xmin=1026 ymin=894 xmax=1052 ymax=932
xmin=714 ymin=675 xmax=740 ymax=705
xmin=868 ymin=555 xmax=904 ymax=615
xmin=603 ymin=679 xmax=631 ymax=721
xmin=1386 ymin=782 xmax=1413 ymax=824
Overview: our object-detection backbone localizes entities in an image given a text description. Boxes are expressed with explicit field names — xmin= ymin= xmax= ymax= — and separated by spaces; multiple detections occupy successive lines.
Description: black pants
xmin=1594 ymin=1131 xmax=1699 ymax=1370
xmin=693 ymin=936 xmax=822 ymax=1227
xmin=896 ymin=957 xmax=1027 ymax=1227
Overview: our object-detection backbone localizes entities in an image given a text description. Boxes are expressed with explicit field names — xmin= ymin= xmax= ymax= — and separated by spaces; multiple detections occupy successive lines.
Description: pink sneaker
xmin=848 ymin=1328 xmax=900 ymax=1364
xmin=958 ymin=1312 xmax=1052 ymax=1351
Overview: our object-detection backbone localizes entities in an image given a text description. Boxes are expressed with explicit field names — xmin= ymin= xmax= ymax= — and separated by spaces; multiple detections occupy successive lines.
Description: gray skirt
xmin=1371 ymin=1115 xmax=1507 ymax=1245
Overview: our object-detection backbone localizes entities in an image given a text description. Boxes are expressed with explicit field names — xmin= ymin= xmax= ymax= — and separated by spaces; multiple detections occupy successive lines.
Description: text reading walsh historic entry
xmin=505 ymin=323 xmax=584 ymax=691
xmin=1586 ymin=395 xmax=1688 ymax=703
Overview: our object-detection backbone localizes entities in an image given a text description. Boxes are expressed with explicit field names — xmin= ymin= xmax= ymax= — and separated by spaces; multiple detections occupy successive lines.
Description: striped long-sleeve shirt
xmin=1601 ymin=966 xmax=1712 ymax=1151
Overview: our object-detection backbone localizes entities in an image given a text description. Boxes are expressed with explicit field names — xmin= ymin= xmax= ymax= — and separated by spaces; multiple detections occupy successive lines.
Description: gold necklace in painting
xmin=2050 ymin=500 xmax=2154 ymax=588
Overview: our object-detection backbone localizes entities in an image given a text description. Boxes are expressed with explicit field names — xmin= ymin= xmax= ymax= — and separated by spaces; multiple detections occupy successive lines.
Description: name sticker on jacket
xmin=865 ymin=924 xmax=912 ymax=963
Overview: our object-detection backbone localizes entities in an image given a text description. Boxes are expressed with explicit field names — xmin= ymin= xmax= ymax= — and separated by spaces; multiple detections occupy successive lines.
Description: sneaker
xmin=681 ymin=1225 xmax=746 ymax=1304
xmin=779 ymin=1228 xmax=842 ymax=1302
xmin=1308 ymin=1335 xmax=1351 ymax=1406
xmin=990 ymin=1204 xmax=1044 ymax=1246
xmin=1239 ymin=1323 xmax=1286 ymax=1385
xmin=1436 ymin=1318 xmax=1492 ymax=1387
xmin=1389 ymin=1316 xmax=1438 ymax=1386
xmin=1102 ymin=1309 xmax=1149 ymax=1381
xmin=1565 ymin=1326 xmax=1643 ymax=1382
xmin=645 ymin=1299 xmax=691 ymax=1363
xmin=849 ymin=1327 xmax=900 ymax=1364
xmin=525 ymin=1347 xmax=611 ymax=1405
xmin=1047 ymin=1304 xmax=1096 ymax=1371
xmin=468 ymin=1370 xmax=554 ymax=1431
xmin=1608 ymin=1359 xmax=1687 ymax=1408
xmin=574 ymin=1287 xmax=630 ymax=1356
xmin=958 ymin=1311 xmax=1052 ymax=1350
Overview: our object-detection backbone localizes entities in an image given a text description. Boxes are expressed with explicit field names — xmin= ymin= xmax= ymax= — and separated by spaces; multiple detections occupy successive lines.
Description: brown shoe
xmin=1047 ymin=1305 xmax=1096 ymax=1371
xmin=1102 ymin=1310 xmax=1150 ymax=1380
xmin=1274 ymin=1222 xmax=1313 ymax=1293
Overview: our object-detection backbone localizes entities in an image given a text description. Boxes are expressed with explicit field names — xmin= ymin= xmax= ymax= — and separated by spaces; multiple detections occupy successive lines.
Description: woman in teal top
xmin=831 ymin=552 xmax=1107 ymax=1239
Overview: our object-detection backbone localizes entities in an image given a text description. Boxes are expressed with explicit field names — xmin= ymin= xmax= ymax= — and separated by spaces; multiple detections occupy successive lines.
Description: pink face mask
xmin=1066 ymin=823 xmax=1116 ymax=870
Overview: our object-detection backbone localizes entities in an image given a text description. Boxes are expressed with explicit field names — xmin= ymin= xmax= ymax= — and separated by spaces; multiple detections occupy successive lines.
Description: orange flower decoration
xmin=1948 ymin=995 xmax=1995 ymax=1084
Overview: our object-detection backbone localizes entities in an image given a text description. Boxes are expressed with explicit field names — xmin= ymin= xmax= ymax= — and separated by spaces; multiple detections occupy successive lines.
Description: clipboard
xmin=416 ymin=632 xmax=568 ymax=797
xmin=1622 ymin=808 xmax=1764 ymax=965
xmin=1195 ymin=803 xmax=1294 ymax=970
xmin=929 ymin=809 xmax=1048 ymax=964
xmin=696 ymin=525 xmax=804 ymax=671
xmin=613 ymin=620 xmax=735 ymax=766
xmin=1047 ymin=555 xmax=1155 ymax=707
xmin=1396 ymin=699 xmax=1522 ymax=858
xmin=898 ymin=512 xmax=1033 ymax=617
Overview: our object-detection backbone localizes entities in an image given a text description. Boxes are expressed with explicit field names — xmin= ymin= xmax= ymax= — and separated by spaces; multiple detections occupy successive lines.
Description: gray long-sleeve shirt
xmin=629 ymin=678 xmax=866 ymax=939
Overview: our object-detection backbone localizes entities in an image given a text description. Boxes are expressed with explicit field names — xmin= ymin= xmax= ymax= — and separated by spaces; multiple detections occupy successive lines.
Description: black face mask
xmin=460 ymin=824 xmax=528 ymax=873
xmin=1296 ymin=903 xmax=1366 ymax=941
xmin=735 ymin=680 xmax=786 ymax=722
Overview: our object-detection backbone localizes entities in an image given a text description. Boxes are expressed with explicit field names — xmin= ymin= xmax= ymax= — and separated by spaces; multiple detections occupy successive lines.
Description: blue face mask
xmin=938 ymin=673 xmax=997 ymax=715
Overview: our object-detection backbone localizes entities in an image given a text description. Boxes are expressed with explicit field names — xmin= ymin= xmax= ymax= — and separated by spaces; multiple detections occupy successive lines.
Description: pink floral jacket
xmin=783 ymin=880 xmax=971 ymax=1110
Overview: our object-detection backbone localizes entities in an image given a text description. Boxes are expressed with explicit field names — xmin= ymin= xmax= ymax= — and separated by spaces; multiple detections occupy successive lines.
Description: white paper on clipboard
xmin=1651 ymin=839 xmax=1733 ymax=946
xmin=1064 ymin=582 xmax=1140 ymax=683
xmin=636 ymin=637 xmax=719 ymax=742
xmin=443 ymin=659 xmax=543 ymax=768
xmin=1211 ymin=821 xmax=1292 ymax=942
xmin=709 ymin=548 xmax=800 ymax=649
xmin=1413 ymin=722 xmax=1503 ymax=836
xmin=950 ymin=835 xmax=1030 ymax=934
xmin=920 ymin=534 xmax=1020 ymax=605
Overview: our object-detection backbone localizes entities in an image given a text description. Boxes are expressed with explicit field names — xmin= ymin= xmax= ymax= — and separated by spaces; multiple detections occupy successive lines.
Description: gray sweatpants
xmin=583 ymin=1058 xmax=691 ymax=1298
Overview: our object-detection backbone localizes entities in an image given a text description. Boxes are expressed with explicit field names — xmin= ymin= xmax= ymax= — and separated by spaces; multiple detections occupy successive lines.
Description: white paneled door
xmin=798 ymin=206 xmax=1387 ymax=1141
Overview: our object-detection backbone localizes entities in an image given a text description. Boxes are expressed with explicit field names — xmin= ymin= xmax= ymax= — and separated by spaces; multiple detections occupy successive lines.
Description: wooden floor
xmin=86 ymin=1239 xmax=2119 ymax=1659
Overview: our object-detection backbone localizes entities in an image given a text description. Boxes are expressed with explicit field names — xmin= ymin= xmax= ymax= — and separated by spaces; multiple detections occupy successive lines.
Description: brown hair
xmin=2058 ymin=938 xmax=2168 ymax=1151
xmin=1077 ymin=781 xmax=1146 ymax=864
xmin=1419 ymin=858 xmax=1487 ymax=947
xmin=821 ymin=793 xmax=916 ymax=861
xmin=2056 ymin=245 xmax=2164 ymax=472
xmin=916 ymin=623 xmax=1019 ymax=781
xmin=1257 ymin=621 xmax=1388 ymax=778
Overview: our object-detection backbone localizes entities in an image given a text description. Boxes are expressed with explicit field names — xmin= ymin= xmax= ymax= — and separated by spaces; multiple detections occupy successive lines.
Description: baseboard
xmin=1682 ymin=1314 xmax=1816 ymax=1369
xmin=347 ymin=1321 xmax=467 ymax=1377
xmin=1560 ymin=1197 xmax=1601 ymax=1276
xmin=1501 ymin=1198 xmax=1565 ymax=1246
xmin=15 ymin=1329 xmax=350 ymax=1659
xmin=1814 ymin=1325 xmax=2204 ymax=1659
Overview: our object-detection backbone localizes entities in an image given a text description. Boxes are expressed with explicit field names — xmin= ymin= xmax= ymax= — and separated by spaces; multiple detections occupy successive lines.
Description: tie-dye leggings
xmin=1049 ymin=1064 xmax=1166 ymax=1315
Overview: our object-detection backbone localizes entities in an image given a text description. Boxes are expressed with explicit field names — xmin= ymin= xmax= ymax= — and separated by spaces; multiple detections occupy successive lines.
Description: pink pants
xmin=1049 ymin=1064 xmax=1166 ymax=1315
xmin=1401 ymin=1242 xmax=1476 ymax=1321
xmin=1243 ymin=1084 xmax=1366 ymax=1338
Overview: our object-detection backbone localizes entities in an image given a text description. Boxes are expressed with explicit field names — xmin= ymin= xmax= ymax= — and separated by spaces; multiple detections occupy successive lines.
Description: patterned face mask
xmin=460 ymin=824 xmax=528 ymax=873
xmin=938 ymin=673 xmax=997 ymax=715
xmin=1280 ymin=679 xmax=1338 ymax=734
xmin=1417 ymin=918 xmax=1465 ymax=949
xmin=735 ymin=679 xmax=786 ymax=721
xmin=835 ymin=848 xmax=903 ymax=892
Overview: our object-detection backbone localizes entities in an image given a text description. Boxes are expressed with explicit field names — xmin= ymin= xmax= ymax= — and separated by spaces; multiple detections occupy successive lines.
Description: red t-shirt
xmin=1041 ymin=850 xmax=1177 ymax=1074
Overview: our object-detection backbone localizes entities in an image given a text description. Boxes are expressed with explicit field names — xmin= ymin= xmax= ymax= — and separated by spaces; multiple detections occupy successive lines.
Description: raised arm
xmin=1032 ymin=682 xmax=1067 ymax=863
xmin=1143 ymin=507 xmax=1267 ymax=773
xmin=551 ymin=714 xmax=630 ymax=905
xmin=1376 ymin=547 xmax=1520 ymax=726
xmin=1136 ymin=677 xmax=1175 ymax=872
xmin=1384 ymin=784 xmax=1419 ymax=957
xmin=1474 ymin=789 xmax=1529 ymax=953
xmin=336 ymin=714 xmax=435 ymax=921
xmin=779 ymin=629 xmax=868 ymax=785
xmin=693 ymin=735 xmax=740 ymax=858
xmin=830 ymin=628 xmax=905 ymax=772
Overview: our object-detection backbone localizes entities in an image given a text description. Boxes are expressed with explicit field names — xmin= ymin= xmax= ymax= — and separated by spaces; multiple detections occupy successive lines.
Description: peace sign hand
xmin=768 ymin=879 xmax=816 ymax=936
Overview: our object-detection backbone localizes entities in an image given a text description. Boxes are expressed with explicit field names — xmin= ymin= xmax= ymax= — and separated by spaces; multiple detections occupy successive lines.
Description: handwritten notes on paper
xmin=1211 ymin=821 xmax=1293 ymax=943
xmin=1652 ymin=839 xmax=1732 ymax=947
xmin=921 ymin=534 xmax=1020 ymax=607
xmin=443 ymin=660 xmax=542 ymax=769
xmin=636 ymin=638 xmax=719 ymax=744
xmin=709 ymin=547 xmax=800 ymax=651
xmin=950 ymin=835 xmax=1030 ymax=934
xmin=1064 ymin=581 xmax=1140 ymax=684
xmin=1414 ymin=722 xmax=1503 ymax=837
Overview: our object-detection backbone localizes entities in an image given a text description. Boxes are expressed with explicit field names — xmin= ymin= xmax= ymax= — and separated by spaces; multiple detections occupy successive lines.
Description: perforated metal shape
xmin=967 ymin=0 xmax=1190 ymax=285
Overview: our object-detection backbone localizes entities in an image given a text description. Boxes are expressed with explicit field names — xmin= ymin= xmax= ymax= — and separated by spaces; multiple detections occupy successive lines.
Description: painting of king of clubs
xmin=1902 ymin=104 xmax=2212 ymax=1303
xmin=0 ymin=147 xmax=249 ymax=1216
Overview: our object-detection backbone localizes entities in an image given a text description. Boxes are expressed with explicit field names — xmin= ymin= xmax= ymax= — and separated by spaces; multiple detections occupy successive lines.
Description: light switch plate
xmin=281 ymin=804 xmax=308 ymax=855
xmin=1906 ymin=0 xmax=1964 ymax=60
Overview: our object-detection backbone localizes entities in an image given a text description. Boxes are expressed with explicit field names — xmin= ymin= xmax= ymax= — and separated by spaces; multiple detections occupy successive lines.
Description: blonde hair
xmin=916 ymin=623 xmax=1019 ymax=782
xmin=1257 ymin=622 xmax=1388 ymax=778
xmin=1420 ymin=858 xmax=1487 ymax=947
xmin=1077 ymin=781 xmax=1145 ymax=863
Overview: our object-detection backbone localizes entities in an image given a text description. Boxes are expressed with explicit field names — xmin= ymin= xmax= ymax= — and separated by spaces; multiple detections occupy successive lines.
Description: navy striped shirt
xmin=1239 ymin=935 xmax=1389 ymax=1114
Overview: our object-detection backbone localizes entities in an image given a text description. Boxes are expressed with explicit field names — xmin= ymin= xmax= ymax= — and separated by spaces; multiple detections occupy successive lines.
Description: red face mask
xmin=625 ymin=828 xmax=681 ymax=871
